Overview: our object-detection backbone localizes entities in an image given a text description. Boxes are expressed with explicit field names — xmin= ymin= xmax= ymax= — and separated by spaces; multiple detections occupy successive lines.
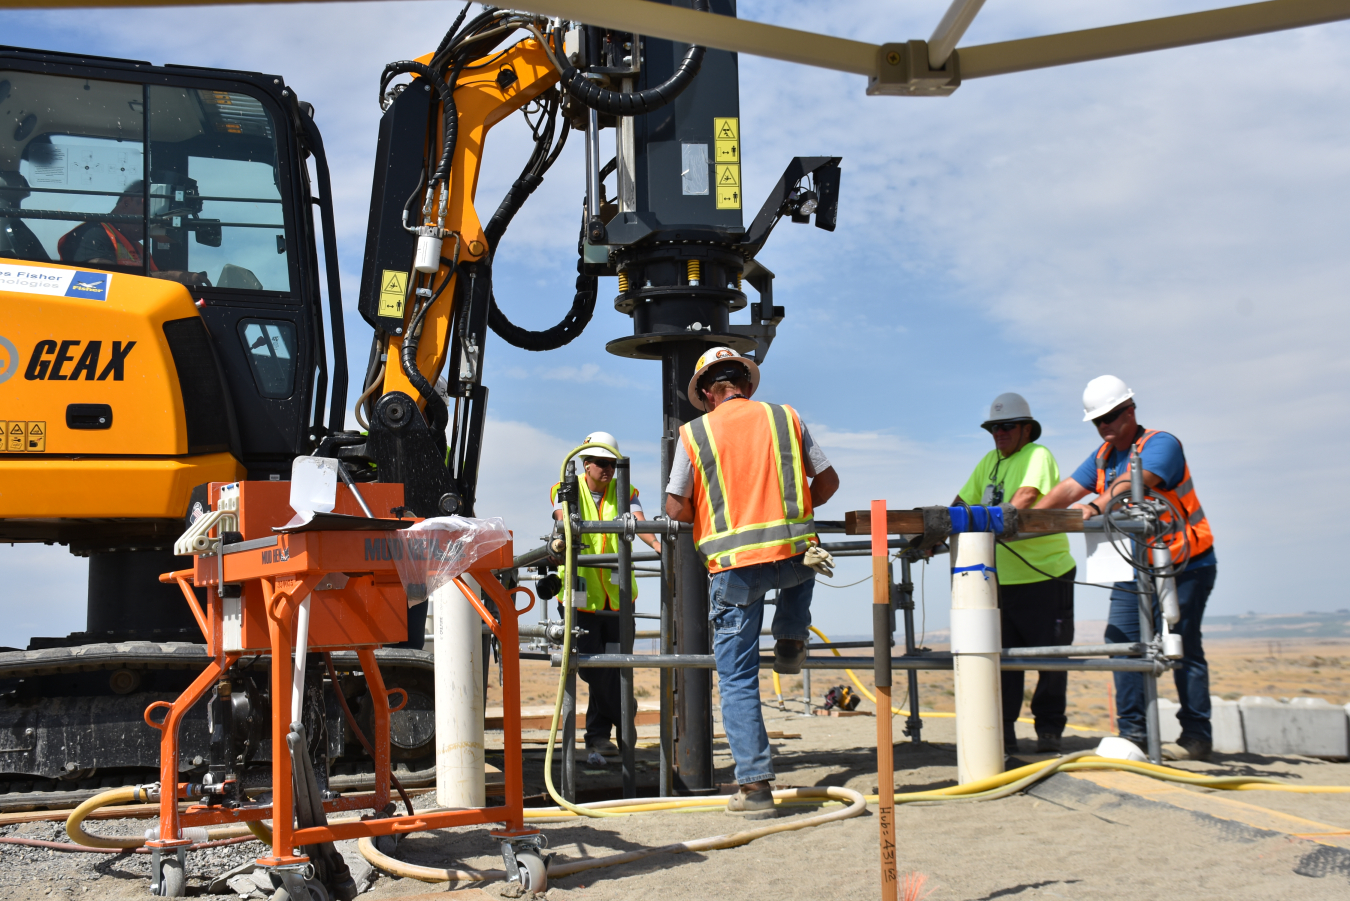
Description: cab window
xmin=0 ymin=70 xmax=292 ymax=294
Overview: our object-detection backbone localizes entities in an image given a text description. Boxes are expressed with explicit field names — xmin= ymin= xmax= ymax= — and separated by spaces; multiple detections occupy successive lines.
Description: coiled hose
xmin=778 ymin=624 xmax=1096 ymax=733
xmin=359 ymin=785 xmax=867 ymax=883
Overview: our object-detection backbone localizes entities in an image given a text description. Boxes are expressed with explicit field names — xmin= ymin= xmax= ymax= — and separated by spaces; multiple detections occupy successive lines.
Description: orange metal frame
xmin=145 ymin=484 xmax=535 ymax=869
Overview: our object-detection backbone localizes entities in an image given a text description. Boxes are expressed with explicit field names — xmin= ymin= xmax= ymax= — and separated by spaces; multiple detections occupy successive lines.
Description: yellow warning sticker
xmin=715 ymin=164 xmax=741 ymax=209
xmin=715 ymin=139 xmax=739 ymax=163
xmin=714 ymin=117 xmax=738 ymax=141
xmin=26 ymin=421 xmax=45 ymax=452
xmin=7 ymin=421 xmax=26 ymax=452
xmin=378 ymin=269 xmax=409 ymax=319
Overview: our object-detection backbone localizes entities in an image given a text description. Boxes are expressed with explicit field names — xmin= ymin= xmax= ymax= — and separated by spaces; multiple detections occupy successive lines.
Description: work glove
xmin=803 ymin=545 xmax=835 ymax=578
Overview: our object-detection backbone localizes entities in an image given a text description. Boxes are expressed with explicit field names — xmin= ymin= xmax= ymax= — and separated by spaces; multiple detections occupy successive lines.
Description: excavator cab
xmin=0 ymin=47 xmax=345 ymax=644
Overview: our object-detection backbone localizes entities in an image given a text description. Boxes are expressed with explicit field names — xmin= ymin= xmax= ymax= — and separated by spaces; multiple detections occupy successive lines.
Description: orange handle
xmin=144 ymin=701 xmax=173 ymax=731
xmin=509 ymin=585 xmax=536 ymax=616
xmin=387 ymin=687 xmax=408 ymax=713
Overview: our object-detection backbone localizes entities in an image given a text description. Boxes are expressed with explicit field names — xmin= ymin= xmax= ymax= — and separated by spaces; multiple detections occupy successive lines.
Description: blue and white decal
xmin=0 ymin=263 xmax=113 ymax=301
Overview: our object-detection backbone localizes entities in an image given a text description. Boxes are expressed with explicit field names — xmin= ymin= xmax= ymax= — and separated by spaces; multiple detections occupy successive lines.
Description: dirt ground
xmin=5 ymin=636 xmax=1349 ymax=900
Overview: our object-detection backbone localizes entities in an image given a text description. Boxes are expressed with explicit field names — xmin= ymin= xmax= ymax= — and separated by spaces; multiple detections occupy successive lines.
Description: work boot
xmin=586 ymin=737 xmax=618 ymax=756
xmin=1036 ymin=733 xmax=1063 ymax=754
xmin=1163 ymin=736 xmax=1213 ymax=762
xmin=773 ymin=639 xmax=806 ymax=675
xmin=726 ymin=781 xmax=777 ymax=820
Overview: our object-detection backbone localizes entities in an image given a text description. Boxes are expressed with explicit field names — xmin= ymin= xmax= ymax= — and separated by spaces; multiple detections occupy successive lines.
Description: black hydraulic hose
xmin=399 ymin=267 xmax=455 ymax=433
xmin=481 ymin=104 xmax=592 ymax=351
xmin=488 ymin=258 xmax=597 ymax=351
xmin=381 ymin=60 xmax=457 ymax=185
xmin=433 ymin=1 xmax=473 ymax=61
xmin=550 ymin=0 xmax=709 ymax=117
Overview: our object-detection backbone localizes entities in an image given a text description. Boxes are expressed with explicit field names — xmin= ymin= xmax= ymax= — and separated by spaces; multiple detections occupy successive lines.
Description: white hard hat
xmin=981 ymin=392 xmax=1041 ymax=442
xmin=581 ymin=431 xmax=620 ymax=460
xmin=686 ymin=346 xmax=761 ymax=412
xmin=1082 ymin=375 xmax=1135 ymax=422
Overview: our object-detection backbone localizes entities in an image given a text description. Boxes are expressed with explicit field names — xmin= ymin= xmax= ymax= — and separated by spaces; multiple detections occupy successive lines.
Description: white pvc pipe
xmin=290 ymin=597 xmax=312 ymax=728
xmin=950 ymin=531 xmax=1004 ymax=783
xmin=433 ymin=577 xmax=485 ymax=809
xmin=928 ymin=0 xmax=988 ymax=68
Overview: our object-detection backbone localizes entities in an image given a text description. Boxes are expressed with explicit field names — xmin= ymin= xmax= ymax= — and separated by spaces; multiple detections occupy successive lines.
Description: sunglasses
xmin=989 ymin=422 xmax=1026 ymax=433
xmin=1093 ymin=404 xmax=1135 ymax=427
xmin=583 ymin=457 xmax=616 ymax=469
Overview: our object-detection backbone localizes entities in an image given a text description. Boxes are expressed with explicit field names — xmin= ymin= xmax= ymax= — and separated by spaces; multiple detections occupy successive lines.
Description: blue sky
xmin=3 ymin=1 xmax=1348 ymax=647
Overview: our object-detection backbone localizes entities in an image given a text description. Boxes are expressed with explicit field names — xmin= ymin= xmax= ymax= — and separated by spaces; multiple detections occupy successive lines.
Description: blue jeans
xmin=709 ymin=554 xmax=816 ymax=785
xmin=1105 ymin=565 xmax=1217 ymax=744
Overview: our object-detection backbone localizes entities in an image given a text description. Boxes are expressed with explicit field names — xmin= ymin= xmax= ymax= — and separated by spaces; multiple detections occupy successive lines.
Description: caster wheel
xmin=160 ymin=858 xmax=186 ymax=898
xmin=273 ymin=880 xmax=332 ymax=901
xmin=516 ymin=850 xmax=547 ymax=893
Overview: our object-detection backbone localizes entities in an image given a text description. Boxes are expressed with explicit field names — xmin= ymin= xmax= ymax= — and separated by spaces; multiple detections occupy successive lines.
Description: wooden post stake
xmin=871 ymin=499 xmax=898 ymax=901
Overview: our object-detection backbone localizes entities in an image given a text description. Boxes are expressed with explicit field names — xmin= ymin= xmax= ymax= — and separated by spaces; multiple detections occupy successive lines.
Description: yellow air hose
xmin=359 ymin=786 xmax=868 ymax=883
xmin=66 ymin=785 xmax=261 ymax=849
xmin=540 ymin=440 xmax=631 ymax=818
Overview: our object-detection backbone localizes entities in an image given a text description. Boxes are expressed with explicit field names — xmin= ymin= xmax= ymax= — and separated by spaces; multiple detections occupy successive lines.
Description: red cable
xmin=0 ymin=835 xmax=257 ymax=854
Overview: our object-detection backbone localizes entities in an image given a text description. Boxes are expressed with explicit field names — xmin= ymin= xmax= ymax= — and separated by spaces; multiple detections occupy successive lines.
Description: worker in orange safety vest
xmin=666 ymin=347 xmax=839 ymax=818
xmin=1037 ymin=375 xmax=1216 ymax=761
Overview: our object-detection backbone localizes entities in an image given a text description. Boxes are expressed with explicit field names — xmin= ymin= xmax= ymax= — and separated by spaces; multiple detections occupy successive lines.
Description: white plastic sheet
xmin=392 ymin=516 xmax=510 ymax=606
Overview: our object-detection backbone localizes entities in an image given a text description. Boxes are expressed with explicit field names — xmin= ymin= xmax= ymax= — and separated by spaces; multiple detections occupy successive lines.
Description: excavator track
xmin=0 ymin=644 xmax=438 ymax=803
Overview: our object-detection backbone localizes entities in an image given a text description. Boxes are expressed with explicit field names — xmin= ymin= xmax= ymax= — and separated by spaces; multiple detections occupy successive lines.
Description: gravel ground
xmin=4 ymin=704 xmax=1348 ymax=900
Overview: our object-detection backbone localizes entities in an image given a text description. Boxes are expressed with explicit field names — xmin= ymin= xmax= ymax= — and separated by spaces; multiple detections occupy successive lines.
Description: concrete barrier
xmin=1211 ymin=698 xmax=1245 ymax=754
xmin=1155 ymin=697 xmax=1244 ymax=753
xmin=1239 ymin=696 xmax=1349 ymax=759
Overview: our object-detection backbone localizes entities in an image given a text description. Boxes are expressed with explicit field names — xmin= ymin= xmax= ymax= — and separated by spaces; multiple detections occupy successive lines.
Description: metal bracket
xmin=868 ymin=40 xmax=960 ymax=96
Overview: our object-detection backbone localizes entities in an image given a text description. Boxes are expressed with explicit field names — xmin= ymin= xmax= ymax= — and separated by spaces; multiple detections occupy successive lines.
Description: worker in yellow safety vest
xmin=666 ymin=347 xmax=839 ymax=818
xmin=549 ymin=431 xmax=661 ymax=762
xmin=1037 ymin=375 xmax=1217 ymax=761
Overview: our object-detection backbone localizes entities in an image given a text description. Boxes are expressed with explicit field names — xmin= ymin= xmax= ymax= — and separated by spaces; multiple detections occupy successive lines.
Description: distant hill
xmin=752 ymin=612 xmax=1350 ymax=650
xmin=1203 ymin=611 xmax=1350 ymax=639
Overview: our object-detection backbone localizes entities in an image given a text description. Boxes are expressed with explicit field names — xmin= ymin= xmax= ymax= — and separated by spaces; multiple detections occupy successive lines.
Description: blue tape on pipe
xmin=952 ymin=563 xmax=998 ymax=581
xmin=947 ymin=505 xmax=1004 ymax=534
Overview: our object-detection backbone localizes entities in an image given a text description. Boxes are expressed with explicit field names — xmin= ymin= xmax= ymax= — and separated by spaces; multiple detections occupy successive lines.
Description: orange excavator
xmin=0 ymin=2 xmax=839 ymax=810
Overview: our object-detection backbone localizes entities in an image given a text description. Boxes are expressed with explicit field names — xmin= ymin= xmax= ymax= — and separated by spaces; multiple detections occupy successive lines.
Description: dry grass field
xmin=488 ymin=631 xmax=1350 ymax=735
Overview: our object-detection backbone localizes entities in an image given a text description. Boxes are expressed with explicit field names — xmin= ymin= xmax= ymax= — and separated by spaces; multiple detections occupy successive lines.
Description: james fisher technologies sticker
xmin=0 ymin=264 xmax=111 ymax=301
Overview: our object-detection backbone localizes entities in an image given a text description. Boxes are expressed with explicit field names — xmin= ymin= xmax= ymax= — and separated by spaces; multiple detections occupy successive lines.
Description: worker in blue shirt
xmin=1038 ymin=376 xmax=1216 ymax=761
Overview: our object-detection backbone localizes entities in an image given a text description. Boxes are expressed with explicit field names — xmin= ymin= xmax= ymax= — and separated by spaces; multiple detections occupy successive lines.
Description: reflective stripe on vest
xmin=58 ymin=222 xmax=158 ymax=271
xmin=1093 ymin=429 xmax=1213 ymax=563
xmin=680 ymin=399 xmax=817 ymax=573
xmin=548 ymin=478 xmax=638 ymax=611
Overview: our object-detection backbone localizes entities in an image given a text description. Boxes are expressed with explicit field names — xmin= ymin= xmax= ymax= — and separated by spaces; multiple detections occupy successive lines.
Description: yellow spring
xmin=687 ymin=259 xmax=701 ymax=283
xmin=618 ymin=270 xmax=629 ymax=292
xmin=736 ymin=272 xmax=743 ymax=291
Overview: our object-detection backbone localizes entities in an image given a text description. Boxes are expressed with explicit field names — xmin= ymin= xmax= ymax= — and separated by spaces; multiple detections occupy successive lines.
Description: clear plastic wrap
xmin=392 ymin=516 xmax=511 ymax=605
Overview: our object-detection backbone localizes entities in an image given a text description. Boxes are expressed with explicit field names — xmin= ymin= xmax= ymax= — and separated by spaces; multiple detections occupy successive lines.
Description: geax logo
xmin=25 ymin=340 xmax=135 ymax=381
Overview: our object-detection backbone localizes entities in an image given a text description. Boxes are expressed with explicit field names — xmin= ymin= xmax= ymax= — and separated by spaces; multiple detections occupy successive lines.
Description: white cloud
xmin=539 ymin=362 xmax=639 ymax=388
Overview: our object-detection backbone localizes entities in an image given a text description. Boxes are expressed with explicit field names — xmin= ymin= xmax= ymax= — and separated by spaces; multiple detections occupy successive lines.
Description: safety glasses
xmin=1093 ymin=404 xmax=1135 ymax=427
xmin=583 ymin=457 xmax=616 ymax=469
xmin=989 ymin=422 xmax=1025 ymax=433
